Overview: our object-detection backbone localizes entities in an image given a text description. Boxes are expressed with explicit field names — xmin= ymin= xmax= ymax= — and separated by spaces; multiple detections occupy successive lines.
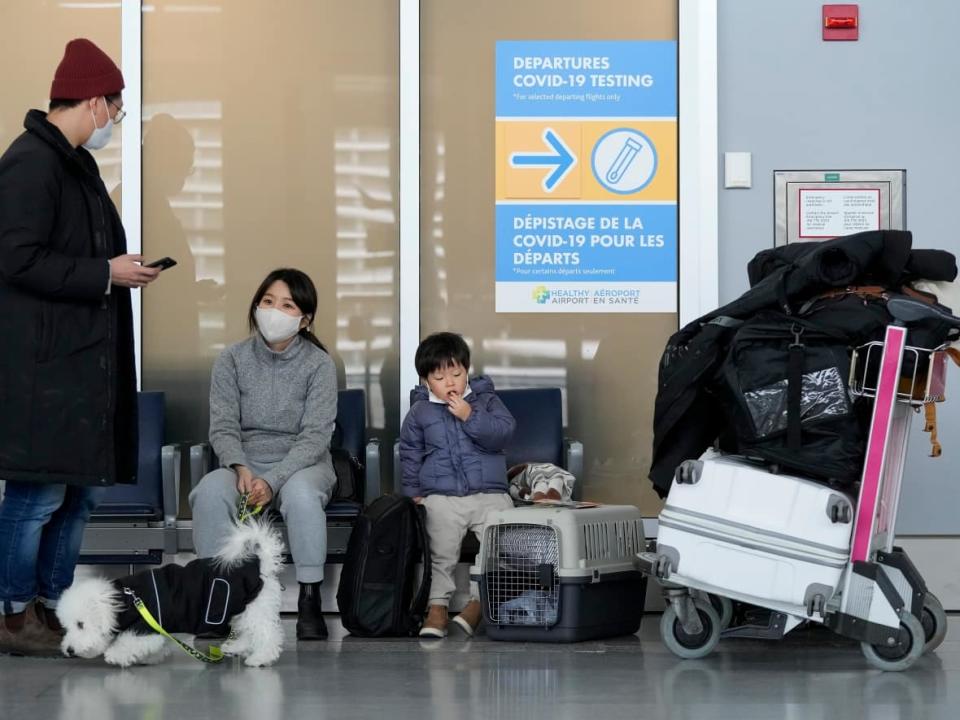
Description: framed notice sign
xmin=774 ymin=170 xmax=905 ymax=246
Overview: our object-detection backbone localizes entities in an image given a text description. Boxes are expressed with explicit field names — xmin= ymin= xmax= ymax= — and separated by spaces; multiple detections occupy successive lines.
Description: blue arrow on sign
xmin=509 ymin=129 xmax=577 ymax=192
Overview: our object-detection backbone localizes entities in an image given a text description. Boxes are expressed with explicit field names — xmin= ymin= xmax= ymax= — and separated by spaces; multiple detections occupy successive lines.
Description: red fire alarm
xmin=823 ymin=4 xmax=859 ymax=41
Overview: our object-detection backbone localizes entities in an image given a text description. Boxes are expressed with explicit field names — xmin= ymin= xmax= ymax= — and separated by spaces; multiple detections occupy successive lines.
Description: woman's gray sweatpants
xmin=190 ymin=463 xmax=334 ymax=584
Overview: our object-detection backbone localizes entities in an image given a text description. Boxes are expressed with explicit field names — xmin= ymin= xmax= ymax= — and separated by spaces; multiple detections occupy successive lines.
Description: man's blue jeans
xmin=0 ymin=481 xmax=105 ymax=614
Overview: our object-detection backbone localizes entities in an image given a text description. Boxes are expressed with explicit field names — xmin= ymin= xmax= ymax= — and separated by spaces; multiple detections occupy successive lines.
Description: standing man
xmin=0 ymin=38 xmax=161 ymax=656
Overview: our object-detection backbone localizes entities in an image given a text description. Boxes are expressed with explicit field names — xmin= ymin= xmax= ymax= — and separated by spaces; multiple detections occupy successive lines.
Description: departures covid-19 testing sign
xmin=495 ymin=40 xmax=677 ymax=313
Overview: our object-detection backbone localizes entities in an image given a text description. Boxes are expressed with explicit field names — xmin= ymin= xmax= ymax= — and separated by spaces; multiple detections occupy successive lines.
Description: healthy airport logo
xmin=532 ymin=285 xmax=552 ymax=304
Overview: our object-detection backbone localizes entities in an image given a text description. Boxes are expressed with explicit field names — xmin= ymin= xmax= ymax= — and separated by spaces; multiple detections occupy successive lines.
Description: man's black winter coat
xmin=0 ymin=110 xmax=137 ymax=487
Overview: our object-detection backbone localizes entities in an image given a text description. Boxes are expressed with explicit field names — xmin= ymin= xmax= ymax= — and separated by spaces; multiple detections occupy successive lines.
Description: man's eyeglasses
xmin=107 ymin=98 xmax=126 ymax=124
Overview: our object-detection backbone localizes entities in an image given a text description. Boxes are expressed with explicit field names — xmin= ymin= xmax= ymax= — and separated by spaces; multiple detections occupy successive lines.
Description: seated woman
xmin=190 ymin=268 xmax=338 ymax=640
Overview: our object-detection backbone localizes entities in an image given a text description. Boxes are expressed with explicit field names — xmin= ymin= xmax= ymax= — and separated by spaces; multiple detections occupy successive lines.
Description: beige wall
xmin=0 ymin=5 xmax=122 ymax=193
xmin=420 ymin=0 xmax=678 ymax=513
xmin=140 ymin=1 xmax=401 ymax=465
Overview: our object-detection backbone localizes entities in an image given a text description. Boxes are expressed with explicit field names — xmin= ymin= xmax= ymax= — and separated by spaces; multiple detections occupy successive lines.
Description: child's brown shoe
xmin=450 ymin=599 xmax=483 ymax=637
xmin=418 ymin=604 xmax=449 ymax=638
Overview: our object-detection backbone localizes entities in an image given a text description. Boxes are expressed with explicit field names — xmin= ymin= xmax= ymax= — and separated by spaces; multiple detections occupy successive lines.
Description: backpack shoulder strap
xmin=408 ymin=502 xmax=432 ymax=630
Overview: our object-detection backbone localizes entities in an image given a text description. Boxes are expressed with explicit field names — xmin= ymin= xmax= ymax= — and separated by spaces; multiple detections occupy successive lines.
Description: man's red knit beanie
xmin=50 ymin=38 xmax=125 ymax=100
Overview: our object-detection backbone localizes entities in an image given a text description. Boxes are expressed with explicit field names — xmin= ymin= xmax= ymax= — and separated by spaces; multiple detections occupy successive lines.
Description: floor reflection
xmin=1 ymin=617 xmax=956 ymax=720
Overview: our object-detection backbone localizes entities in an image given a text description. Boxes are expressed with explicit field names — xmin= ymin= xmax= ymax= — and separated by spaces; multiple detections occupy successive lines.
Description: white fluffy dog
xmin=57 ymin=519 xmax=285 ymax=667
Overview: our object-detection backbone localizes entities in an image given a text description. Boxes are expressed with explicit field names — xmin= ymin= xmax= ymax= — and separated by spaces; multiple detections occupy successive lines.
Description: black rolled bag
xmin=649 ymin=230 xmax=959 ymax=498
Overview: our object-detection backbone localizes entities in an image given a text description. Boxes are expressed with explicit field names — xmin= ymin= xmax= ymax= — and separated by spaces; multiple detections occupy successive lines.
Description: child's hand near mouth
xmin=447 ymin=391 xmax=472 ymax=421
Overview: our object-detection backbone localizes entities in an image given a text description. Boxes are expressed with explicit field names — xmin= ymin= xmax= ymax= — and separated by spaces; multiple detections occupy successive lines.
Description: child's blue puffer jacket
xmin=399 ymin=376 xmax=515 ymax=498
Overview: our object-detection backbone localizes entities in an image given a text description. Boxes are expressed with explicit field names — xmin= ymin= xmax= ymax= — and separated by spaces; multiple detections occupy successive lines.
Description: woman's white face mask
xmin=255 ymin=307 xmax=303 ymax=344
xmin=82 ymin=97 xmax=113 ymax=151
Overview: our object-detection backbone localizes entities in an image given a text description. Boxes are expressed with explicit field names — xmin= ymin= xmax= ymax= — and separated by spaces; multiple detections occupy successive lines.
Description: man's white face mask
xmin=82 ymin=97 xmax=113 ymax=151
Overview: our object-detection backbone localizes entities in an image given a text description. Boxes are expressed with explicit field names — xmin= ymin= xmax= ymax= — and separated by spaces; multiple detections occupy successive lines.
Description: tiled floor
xmin=1 ymin=615 xmax=957 ymax=720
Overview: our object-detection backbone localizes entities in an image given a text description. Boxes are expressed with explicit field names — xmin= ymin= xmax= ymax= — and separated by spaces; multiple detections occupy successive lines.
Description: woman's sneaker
xmin=418 ymin=605 xmax=449 ymax=638
xmin=450 ymin=600 xmax=483 ymax=637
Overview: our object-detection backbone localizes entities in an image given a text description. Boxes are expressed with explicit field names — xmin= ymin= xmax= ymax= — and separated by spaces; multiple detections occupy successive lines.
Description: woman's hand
xmin=247 ymin=478 xmax=274 ymax=507
xmin=447 ymin=392 xmax=472 ymax=421
xmin=234 ymin=464 xmax=255 ymax=494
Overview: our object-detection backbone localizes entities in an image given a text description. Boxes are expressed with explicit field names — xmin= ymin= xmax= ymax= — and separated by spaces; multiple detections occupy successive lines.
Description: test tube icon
xmin=605 ymin=137 xmax=642 ymax=184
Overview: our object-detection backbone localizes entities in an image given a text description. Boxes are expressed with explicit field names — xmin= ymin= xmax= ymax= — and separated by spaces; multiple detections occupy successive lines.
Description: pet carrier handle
xmin=410 ymin=503 xmax=433 ymax=621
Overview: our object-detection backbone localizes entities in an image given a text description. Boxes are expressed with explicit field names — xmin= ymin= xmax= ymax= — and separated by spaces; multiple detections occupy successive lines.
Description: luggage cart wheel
xmin=921 ymin=593 xmax=948 ymax=654
xmin=661 ymin=599 xmax=722 ymax=660
xmin=860 ymin=613 xmax=925 ymax=672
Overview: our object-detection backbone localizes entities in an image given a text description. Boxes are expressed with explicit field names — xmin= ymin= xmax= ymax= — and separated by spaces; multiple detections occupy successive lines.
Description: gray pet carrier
xmin=471 ymin=505 xmax=647 ymax=642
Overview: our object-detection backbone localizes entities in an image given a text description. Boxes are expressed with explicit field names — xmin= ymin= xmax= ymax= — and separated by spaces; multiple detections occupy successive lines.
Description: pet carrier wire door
xmin=485 ymin=524 xmax=560 ymax=627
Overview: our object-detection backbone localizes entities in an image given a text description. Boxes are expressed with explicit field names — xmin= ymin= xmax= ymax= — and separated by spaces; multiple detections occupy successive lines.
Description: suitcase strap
xmin=812 ymin=284 xmax=937 ymax=305
xmin=922 ymin=348 xmax=960 ymax=458
xmin=924 ymin=403 xmax=942 ymax=458
xmin=787 ymin=324 xmax=805 ymax=451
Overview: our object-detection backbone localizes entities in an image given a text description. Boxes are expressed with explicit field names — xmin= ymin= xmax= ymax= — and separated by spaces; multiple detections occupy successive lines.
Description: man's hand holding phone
xmin=109 ymin=254 xmax=163 ymax=289
xmin=145 ymin=257 xmax=177 ymax=271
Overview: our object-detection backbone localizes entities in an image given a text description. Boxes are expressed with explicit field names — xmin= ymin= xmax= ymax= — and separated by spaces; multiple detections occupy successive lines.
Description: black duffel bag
xmin=715 ymin=310 xmax=869 ymax=485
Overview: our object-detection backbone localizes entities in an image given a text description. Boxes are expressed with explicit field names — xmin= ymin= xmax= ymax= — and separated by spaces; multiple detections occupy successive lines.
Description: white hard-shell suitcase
xmin=655 ymin=450 xmax=855 ymax=615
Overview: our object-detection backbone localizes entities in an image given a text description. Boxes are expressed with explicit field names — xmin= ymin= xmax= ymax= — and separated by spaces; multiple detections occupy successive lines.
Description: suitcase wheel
xmin=660 ymin=598 xmax=721 ymax=660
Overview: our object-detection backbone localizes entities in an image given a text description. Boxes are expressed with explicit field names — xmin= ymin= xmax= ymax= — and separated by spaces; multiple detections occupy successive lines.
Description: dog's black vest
xmin=112 ymin=557 xmax=263 ymax=635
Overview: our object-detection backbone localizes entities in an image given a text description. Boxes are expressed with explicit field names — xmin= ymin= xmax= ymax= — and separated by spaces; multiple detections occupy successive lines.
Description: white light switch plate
xmin=724 ymin=151 xmax=752 ymax=188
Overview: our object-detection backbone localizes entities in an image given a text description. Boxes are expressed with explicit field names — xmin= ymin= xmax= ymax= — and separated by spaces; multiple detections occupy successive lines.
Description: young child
xmin=399 ymin=332 xmax=516 ymax=638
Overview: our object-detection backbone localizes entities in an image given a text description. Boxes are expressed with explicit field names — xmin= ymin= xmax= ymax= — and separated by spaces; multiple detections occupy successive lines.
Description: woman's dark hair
xmin=248 ymin=268 xmax=327 ymax=351
xmin=415 ymin=332 xmax=470 ymax=378
xmin=49 ymin=92 xmax=121 ymax=113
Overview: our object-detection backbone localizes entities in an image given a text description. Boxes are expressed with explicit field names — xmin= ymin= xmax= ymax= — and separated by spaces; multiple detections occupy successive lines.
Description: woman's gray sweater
xmin=208 ymin=334 xmax=338 ymax=493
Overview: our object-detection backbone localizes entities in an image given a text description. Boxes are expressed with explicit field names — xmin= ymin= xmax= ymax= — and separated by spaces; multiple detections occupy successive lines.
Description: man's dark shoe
xmin=0 ymin=600 xmax=64 ymax=657
xmin=296 ymin=582 xmax=328 ymax=641
xmin=38 ymin=603 xmax=65 ymax=638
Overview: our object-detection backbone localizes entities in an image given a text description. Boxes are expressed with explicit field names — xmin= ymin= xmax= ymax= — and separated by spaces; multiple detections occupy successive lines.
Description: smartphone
xmin=145 ymin=257 xmax=177 ymax=271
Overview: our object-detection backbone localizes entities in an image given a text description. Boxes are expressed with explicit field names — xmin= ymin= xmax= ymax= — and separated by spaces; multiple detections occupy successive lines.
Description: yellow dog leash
xmin=122 ymin=586 xmax=226 ymax=664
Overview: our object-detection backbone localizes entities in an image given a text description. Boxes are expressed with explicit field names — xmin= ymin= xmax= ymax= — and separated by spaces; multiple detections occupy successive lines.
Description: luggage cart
xmin=638 ymin=297 xmax=958 ymax=670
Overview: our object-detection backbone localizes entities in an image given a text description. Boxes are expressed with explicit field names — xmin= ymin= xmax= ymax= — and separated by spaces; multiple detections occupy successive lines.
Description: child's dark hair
xmin=415 ymin=332 xmax=470 ymax=378
xmin=248 ymin=268 xmax=327 ymax=351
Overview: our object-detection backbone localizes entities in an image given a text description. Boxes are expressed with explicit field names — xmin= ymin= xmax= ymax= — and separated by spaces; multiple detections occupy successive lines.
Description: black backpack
xmin=337 ymin=494 xmax=431 ymax=637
